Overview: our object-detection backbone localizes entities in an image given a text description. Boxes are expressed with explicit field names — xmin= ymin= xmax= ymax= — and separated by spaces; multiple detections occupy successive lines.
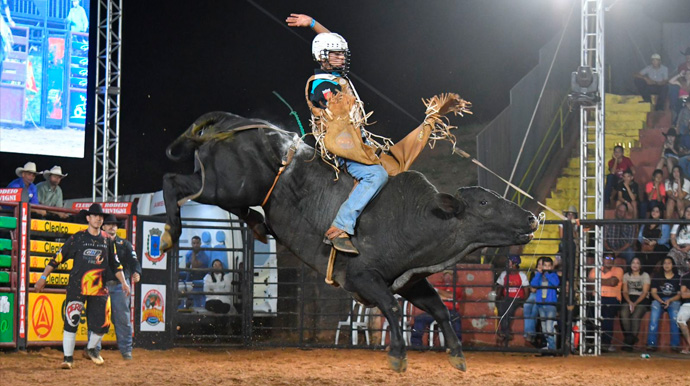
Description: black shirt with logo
xmin=48 ymin=230 xmax=122 ymax=296
xmin=651 ymin=273 xmax=681 ymax=298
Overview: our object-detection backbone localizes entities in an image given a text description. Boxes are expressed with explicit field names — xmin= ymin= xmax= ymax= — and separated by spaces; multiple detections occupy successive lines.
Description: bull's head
xmin=434 ymin=186 xmax=538 ymax=246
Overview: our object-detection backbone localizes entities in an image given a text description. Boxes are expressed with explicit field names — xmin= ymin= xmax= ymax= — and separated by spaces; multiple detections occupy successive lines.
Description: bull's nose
xmin=528 ymin=214 xmax=538 ymax=231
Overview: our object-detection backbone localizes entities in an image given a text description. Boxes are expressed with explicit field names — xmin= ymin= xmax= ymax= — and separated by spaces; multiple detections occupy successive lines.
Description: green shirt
xmin=35 ymin=181 xmax=63 ymax=208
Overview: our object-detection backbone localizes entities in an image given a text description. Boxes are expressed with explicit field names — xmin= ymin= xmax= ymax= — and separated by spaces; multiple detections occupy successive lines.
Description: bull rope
xmin=272 ymin=91 xmax=306 ymax=137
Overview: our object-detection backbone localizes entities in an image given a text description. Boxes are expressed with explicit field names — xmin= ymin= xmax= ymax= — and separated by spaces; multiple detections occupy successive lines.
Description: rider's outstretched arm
xmin=286 ymin=13 xmax=330 ymax=34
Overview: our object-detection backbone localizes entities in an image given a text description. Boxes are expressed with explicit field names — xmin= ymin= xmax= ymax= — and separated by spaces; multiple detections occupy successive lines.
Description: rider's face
xmin=324 ymin=51 xmax=346 ymax=70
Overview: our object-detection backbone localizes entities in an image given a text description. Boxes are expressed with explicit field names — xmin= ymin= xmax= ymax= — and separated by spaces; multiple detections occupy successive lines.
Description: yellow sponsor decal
xmin=29 ymin=272 xmax=70 ymax=286
xmin=81 ymin=269 xmax=106 ymax=296
xmin=31 ymin=219 xmax=87 ymax=235
xmin=27 ymin=293 xmax=116 ymax=342
xmin=30 ymin=256 xmax=73 ymax=271
xmin=30 ymin=240 xmax=63 ymax=255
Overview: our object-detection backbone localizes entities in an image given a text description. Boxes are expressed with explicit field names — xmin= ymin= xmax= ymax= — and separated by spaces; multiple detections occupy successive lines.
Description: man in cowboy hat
xmin=36 ymin=165 xmax=69 ymax=219
xmin=7 ymin=161 xmax=46 ymax=216
xmin=91 ymin=214 xmax=141 ymax=360
xmin=35 ymin=203 xmax=130 ymax=369
xmin=634 ymin=53 xmax=669 ymax=111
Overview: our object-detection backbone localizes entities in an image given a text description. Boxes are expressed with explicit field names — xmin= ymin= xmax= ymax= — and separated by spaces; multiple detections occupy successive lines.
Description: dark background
xmin=2 ymin=0 xmax=687 ymax=199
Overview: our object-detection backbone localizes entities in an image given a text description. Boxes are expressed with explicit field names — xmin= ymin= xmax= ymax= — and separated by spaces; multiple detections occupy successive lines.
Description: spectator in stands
xmin=603 ymin=203 xmax=636 ymax=265
xmin=657 ymin=128 xmax=681 ymax=175
xmin=668 ymin=47 xmax=690 ymax=117
xmin=675 ymin=272 xmax=690 ymax=354
xmin=646 ymin=256 xmax=682 ymax=352
xmin=66 ymin=0 xmax=89 ymax=32
xmin=36 ymin=166 xmax=69 ymax=219
xmin=665 ymin=165 xmax=690 ymax=219
xmin=186 ymin=235 xmax=210 ymax=280
xmin=669 ymin=206 xmax=690 ymax=276
xmin=179 ymin=235 xmax=210 ymax=308
xmin=620 ymin=257 xmax=651 ymax=351
xmin=641 ymin=169 xmax=666 ymax=219
xmin=605 ymin=146 xmax=635 ymax=208
xmin=495 ymin=254 xmax=528 ymax=346
xmin=530 ymin=257 xmax=559 ymax=350
xmin=588 ymin=253 xmax=624 ymax=352
xmin=203 ymin=259 xmax=234 ymax=314
xmin=668 ymin=71 xmax=690 ymax=121
xmin=615 ymin=169 xmax=639 ymax=219
xmin=411 ymin=270 xmax=462 ymax=346
xmin=523 ymin=258 xmax=543 ymax=347
xmin=7 ymin=162 xmax=46 ymax=217
xmin=633 ymin=53 xmax=669 ymax=111
xmin=677 ymin=98 xmax=690 ymax=154
xmin=638 ymin=203 xmax=671 ymax=273
xmin=558 ymin=206 xmax=578 ymax=254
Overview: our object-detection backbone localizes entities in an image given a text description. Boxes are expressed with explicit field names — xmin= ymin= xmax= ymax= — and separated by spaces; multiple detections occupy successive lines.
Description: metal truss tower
xmin=578 ymin=0 xmax=605 ymax=356
xmin=92 ymin=0 xmax=122 ymax=202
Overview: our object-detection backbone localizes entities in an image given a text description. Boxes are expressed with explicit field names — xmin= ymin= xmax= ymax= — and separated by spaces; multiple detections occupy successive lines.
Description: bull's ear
xmin=433 ymin=193 xmax=465 ymax=218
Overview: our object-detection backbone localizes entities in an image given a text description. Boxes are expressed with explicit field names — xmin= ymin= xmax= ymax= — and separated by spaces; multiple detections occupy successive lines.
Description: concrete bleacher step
xmin=638 ymin=128 xmax=666 ymax=148
xmin=646 ymin=110 xmax=673 ymax=129
xmin=605 ymin=94 xmax=645 ymax=104
xmin=0 ymin=255 xmax=10 ymax=267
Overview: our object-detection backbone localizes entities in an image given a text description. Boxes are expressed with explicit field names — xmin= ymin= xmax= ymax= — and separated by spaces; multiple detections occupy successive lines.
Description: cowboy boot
xmin=324 ymin=226 xmax=359 ymax=255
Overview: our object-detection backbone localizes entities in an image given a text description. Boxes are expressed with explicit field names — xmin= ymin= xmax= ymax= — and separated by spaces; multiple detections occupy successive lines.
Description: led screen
xmin=0 ymin=0 xmax=90 ymax=158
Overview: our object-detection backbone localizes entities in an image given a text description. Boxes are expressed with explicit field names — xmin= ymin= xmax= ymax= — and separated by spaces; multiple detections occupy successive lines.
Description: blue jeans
xmin=536 ymin=304 xmax=557 ymax=350
xmin=647 ymin=298 xmax=681 ymax=348
xmin=333 ymin=160 xmax=388 ymax=234
xmin=523 ymin=293 xmax=538 ymax=339
xmin=97 ymin=282 xmax=133 ymax=355
xmin=410 ymin=310 xmax=462 ymax=346
xmin=601 ymin=297 xmax=620 ymax=346
xmin=679 ymin=156 xmax=690 ymax=179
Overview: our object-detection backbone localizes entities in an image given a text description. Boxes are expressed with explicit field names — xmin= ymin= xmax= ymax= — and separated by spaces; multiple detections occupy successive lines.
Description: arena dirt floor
xmin=1 ymin=347 xmax=688 ymax=385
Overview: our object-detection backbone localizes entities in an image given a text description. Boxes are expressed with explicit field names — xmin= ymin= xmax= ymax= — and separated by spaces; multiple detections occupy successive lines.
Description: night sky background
xmin=2 ymin=0 xmax=683 ymax=199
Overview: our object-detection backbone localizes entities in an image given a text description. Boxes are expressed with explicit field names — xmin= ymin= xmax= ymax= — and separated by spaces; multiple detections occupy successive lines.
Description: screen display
xmin=0 ymin=0 xmax=91 ymax=158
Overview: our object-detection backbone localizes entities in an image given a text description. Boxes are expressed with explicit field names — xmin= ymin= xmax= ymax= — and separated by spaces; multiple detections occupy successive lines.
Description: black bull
xmin=161 ymin=112 xmax=538 ymax=372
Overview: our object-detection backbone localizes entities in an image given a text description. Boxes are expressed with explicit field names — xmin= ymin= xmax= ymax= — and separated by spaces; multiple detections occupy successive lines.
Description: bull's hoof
xmin=448 ymin=353 xmax=467 ymax=372
xmin=387 ymin=355 xmax=407 ymax=373
xmin=161 ymin=228 xmax=174 ymax=253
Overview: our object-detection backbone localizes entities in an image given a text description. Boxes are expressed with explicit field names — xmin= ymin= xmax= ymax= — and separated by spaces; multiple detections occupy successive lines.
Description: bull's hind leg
xmin=344 ymin=271 xmax=407 ymax=372
xmin=399 ymin=279 xmax=466 ymax=372
xmin=161 ymin=172 xmax=202 ymax=252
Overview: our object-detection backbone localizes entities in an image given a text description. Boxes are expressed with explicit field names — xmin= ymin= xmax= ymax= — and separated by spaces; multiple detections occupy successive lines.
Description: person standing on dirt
xmin=35 ymin=204 xmax=130 ymax=369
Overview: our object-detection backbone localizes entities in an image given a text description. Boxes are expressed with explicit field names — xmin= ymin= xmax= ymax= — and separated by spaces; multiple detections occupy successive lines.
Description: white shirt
xmin=640 ymin=64 xmax=669 ymax=82
xmin=203 ymin=272 xmax=232 ymax=305
xmin=665 ymin=178 xmax=690 ymax=194
xmin=672 ymin=224 xmax=690 ymax=245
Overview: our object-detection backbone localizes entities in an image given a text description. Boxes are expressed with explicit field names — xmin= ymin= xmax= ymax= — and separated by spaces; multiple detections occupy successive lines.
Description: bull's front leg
xmin=400 ymin=279 xmax=466 ymax=372
xmin=343 ymin=271 xmax=407 ymax=373
xmin=160 ymin=172 xmax=202 ymax=252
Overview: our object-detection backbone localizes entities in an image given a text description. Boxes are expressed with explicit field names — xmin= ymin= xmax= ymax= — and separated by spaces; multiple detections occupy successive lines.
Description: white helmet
xmin=312 ymin=33 xmax=350 ymax=74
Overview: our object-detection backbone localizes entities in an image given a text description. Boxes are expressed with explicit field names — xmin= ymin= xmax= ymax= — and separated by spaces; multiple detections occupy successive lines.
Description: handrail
xmin=510 ymin=94 xmax=573 ymax=206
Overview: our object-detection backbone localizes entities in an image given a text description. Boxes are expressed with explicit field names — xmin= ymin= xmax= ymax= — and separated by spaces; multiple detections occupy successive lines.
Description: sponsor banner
xmin=30 ymin=240 xmax=63 ymax=255
xmin=0 ymin=188 xmax=22 ymax=202
xmin=27 ymin=293 xmax=116 ymax=342
xmin=71 ymin=202 xmax=133 ymax=215
xmin=30 ymin=220 xmax=126 ymax=238
xmin=140 ymin=284 xmax=165 ymax=332
xmin=19 ymin=203 xmax=28 ymax=338
xmin=29 ymin=272 xmax=70 ymax=286
xmin=141 ymin=221 xmax=167 ymax=270
xmin=30 ymin=255 xmax=73 ymax=271
xmin=0 ymin=293 xmax=14 ymax=343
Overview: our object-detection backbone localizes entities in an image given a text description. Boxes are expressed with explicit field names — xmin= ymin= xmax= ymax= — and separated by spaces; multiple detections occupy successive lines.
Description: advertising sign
xmin=71 ymin=202 xmax=133 ymax=215
xmin=140 ymin=284 xmax=166 ymax=332
xmin=141 ymin=221 xmax=167 ymax=270
xmin=27 ymin=293 xmax=116 ymax=342
xmin=0 ymin=188 xmax=22 ymax=202
xmin=0 ymin=293 xmax=14 ymax=343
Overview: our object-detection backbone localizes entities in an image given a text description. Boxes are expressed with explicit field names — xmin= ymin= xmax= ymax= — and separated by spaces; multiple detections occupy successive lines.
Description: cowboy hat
xmin=564 ymin=205 xmax=578 ymax=214
xmin=15 ymin=162 xmax=39 ymax=177
xmin=79 ymin=203 xmax=106 ymax=217
xmin=663 ymin=127 xmax=678 ymax=137
xmin=681 ymin=47 xmax=690 ymax=56
xmin=42 ymin=165 xmax=68 ymax=178
xmin=102 ymin=214 xmax=121 ymax=226
xmin=651 ymin=53 xmax=661 ymax=60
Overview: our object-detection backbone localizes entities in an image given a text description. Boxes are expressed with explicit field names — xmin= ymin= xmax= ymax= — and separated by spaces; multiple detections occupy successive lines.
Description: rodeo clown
xmin=287 ymin=13 xmax=388 ymax=255
xmin=35 ymin=203 xmax=131 ymax=369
